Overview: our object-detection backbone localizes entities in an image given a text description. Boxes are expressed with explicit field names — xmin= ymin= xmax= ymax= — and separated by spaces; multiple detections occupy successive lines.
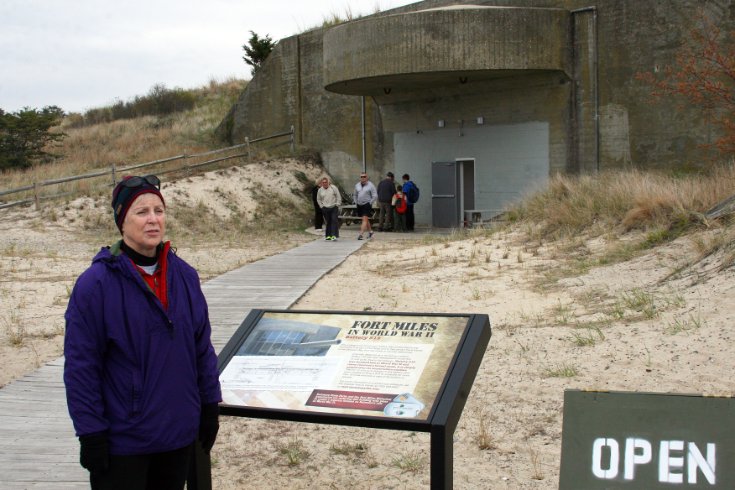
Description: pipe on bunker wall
xmin=571 ymin=6 xmax=599 ymax=173
xmin=361 ymin=95 xmax=367 ymax=173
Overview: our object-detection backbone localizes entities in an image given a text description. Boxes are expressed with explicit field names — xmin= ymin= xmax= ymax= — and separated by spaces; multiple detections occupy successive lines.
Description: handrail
xmin=0 ymin=184 xmax=34 ymax=198
xmin=0 ymin=127 xmax=294 ymax=210
xmin=119 ymin=154 xmax=187 ymax=173
xmin=38 ymin=168 xmax=112 ymax=187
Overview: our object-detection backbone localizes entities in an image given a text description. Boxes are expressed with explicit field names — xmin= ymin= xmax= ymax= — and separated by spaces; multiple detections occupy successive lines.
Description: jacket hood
xmin=92 ymin=243 xmax=119 ymax=265
xmin=92 ymin=240 xmax=170 ymax=265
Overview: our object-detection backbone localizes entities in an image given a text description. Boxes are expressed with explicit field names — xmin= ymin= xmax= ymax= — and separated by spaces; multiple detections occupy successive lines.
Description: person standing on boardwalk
xmin=401 ymin=173 xmax=418 ymax=231
xmin=63 ymin=175 xmax=222 ymax=490
xmin=353 ymin=172 xmax=377 ymax=240
xmin=317 ymin=176 xmax=341 ymax=241
xmin=376 ymin=171 xmax=396 ymax=231
xmin=311 ymin=178 xmax=324 ymax=232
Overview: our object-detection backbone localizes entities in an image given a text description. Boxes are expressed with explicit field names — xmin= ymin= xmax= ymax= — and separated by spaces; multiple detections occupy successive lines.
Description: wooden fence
xmin=0 ymin=126 xmax=294 ymax=211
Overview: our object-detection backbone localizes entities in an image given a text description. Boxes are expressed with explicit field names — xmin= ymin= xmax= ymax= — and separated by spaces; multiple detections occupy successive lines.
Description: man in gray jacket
xmin=353 ymin=172 xmax=377 ymax=240
xmin=316 ymin=176 xmax=341 ymax=241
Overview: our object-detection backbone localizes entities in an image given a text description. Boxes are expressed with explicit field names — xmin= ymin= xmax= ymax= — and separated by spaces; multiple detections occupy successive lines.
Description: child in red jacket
xmin=392 ymin=185 xmax=407 ymax=232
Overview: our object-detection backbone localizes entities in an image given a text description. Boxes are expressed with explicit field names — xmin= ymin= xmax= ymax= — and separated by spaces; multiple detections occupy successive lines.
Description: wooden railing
xmin=0 ymin=126 xmax=295 ymax=210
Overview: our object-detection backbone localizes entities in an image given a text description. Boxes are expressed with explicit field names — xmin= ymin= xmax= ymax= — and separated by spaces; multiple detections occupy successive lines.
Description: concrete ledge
xmin=323 ymin=6 xmax=571 ymax=95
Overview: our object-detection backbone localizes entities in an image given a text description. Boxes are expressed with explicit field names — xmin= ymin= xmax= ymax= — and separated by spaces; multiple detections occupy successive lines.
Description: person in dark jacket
xmin=311 ymin=178 xmax=324 ymax=232
xmin=63 ymin=175 xmax=222 ymax=490
xmin=401 ymin=174 xmax=418 ymax=231
xmin=376 ymin=171 xmax=396 ymax=231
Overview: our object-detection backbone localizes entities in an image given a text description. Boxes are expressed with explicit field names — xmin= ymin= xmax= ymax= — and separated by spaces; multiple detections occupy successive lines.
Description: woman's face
xmin=321 ymin=179 xmax=329 ymax=188
xmin=122 ymin=193 xmax=166 ymax=257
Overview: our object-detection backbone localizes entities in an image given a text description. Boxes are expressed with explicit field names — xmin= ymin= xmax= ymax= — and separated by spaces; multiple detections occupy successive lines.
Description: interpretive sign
xmin=219 ymin=310 xmax=488 ymax=423
xmin=559 ymin=390 xmax=734 ymax=489
xmin=217 ymin=309 xmax=491 ymax=489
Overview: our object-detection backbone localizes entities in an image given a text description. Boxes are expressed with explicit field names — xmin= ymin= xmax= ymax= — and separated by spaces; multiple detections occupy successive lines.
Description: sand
xmin=0 ymin=159 xmax=732 ymax=489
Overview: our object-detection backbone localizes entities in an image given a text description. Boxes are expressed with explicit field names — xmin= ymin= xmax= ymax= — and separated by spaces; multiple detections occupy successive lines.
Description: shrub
xmin=0 ymin=106 xmax=66 ymax=169
xmin=80 ymin=84 xmax=198 ymax=126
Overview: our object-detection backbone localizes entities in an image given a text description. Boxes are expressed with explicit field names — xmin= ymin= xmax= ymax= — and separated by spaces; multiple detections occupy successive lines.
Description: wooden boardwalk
xmin=0 ymin=238 xmax=363 ymax=488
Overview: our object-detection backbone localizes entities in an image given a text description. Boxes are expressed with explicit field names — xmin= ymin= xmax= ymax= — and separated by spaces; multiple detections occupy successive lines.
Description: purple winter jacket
xmin=63 ymin=242 xmax=222 ymax=455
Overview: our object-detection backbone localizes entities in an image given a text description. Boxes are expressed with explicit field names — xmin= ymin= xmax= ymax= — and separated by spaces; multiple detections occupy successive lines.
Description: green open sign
xmin=560 ymin=390 xmax=734 ymax=489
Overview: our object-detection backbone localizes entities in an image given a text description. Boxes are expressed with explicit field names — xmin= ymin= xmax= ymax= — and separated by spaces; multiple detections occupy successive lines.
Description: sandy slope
xmin=0 ymin=159 xmax=733 ymax=489
xmin=214 ymin=228 xmax=732 ymax=489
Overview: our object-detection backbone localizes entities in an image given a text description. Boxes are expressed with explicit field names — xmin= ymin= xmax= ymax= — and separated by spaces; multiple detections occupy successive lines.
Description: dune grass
xmin=499 ymin=165 xmax=735 ymax=275
xmin=508 ymin=166 xmax=735 ymax=239
xmin=510 ymin=167 xmax=726 ymax=233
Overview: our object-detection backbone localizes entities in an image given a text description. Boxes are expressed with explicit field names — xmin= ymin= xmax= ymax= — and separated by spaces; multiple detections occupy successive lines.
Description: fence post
xmin=245 ymin=137 xmax=251 ymax=163
xmin=111 ymin=164 xmax=116 ymax=187
xmin=33 ymin=182 xmax=40 ymax=210
xmin=290 ymin=125 xmax=295 ymax=153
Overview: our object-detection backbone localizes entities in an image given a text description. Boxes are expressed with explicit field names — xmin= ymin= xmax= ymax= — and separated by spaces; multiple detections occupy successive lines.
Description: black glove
xmin=79 ymin=433 xmax=109 ymax=474
xmin=199 ymin=403 xmax=220 ymax=453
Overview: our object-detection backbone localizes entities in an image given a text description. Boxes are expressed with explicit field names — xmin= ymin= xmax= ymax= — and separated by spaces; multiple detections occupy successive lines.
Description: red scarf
xmin=130 ymin=241 xmax=170 ymax=311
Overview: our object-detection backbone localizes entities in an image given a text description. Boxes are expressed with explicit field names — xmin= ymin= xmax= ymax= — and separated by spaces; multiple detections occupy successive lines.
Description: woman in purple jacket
xmin=64 ymin=175 xmax=222 ymax=490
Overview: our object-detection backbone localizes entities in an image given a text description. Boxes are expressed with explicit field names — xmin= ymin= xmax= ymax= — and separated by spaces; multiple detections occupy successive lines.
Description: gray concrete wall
xmin=375 ymin=71 xmax=571 ymax=172
xmin=229 ymin=36 xmax=298 ymax=143
xmin=323 ymin=7 xmax=571 ymax=94
xmin=228 ymin=30 xmax=385 ymax=189
xmin=395 ymin=122 xmax=549 ymax=225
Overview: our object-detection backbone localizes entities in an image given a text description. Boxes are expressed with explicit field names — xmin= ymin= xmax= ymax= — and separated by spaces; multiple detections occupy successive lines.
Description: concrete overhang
xmin=323 ymin=6 xmax=571 ymax=96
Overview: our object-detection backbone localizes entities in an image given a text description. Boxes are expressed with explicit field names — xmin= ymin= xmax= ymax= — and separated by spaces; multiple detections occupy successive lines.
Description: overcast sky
xmin=0 ymin=0 xmax=416 ymax=114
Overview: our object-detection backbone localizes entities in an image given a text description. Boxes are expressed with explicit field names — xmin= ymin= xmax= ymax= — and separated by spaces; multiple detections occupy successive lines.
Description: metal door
xmin=432 ymin=161 xmax=459 ymax=228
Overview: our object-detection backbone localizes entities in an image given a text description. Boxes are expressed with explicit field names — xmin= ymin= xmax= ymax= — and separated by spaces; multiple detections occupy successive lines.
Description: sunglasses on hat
xmin=120 ymin=175 xmax=161 ymax=190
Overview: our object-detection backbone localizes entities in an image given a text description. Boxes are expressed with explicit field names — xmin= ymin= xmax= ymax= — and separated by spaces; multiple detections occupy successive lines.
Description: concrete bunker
xmin=222 ymin=1 xmax=727 ymax=228
xmin=322 ymin=6 xmax=569 ymax=227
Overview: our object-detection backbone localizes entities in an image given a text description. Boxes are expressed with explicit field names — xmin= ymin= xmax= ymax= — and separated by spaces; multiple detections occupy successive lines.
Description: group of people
xmin=312 ymin=171 xmax=418 ymax=241
xmin=375 ymin=171 xmax=417 ymax=233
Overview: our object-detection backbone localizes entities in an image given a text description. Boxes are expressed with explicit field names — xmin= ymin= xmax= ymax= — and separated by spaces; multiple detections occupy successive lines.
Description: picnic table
xmin=463 ymin=209 xmax=505 ymax=227
xmin=338 ymin=204 xmax=380 ymax=226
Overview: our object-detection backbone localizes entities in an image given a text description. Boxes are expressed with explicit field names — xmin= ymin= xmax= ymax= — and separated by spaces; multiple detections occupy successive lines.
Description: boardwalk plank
xmin=0 ymin=238 xmax=362 ymax=487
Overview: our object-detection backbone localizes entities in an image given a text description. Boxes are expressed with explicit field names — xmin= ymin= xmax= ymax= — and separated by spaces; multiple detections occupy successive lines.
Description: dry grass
xmin=299 ymin=3 xmax=382 ymax=32
xmin=665 ymin=226 xmax=735 ymax=280
xmin=529 ymin=446 xmax=545 ymax=480
xmin=277 ymin=438 xmax=311 ymax=466
xmin=510 ymin=165 xmax=735 ymax=239
xmin=542 ymin=363 xmax=579 ymax=378
xmin=475 ymin=411 xmax=496 ymax=450
xmin=2 ymin=309 xmax=24 ymax=347
xmin=493 ymin=165 xmax=735 ymax=283
xmin=0 ymin=78 xmax=247 ymax=200
xmin=390 ymin=451 xmax=427 ymax=473
xmin=568 ymin=326 xmax=605 ymax=347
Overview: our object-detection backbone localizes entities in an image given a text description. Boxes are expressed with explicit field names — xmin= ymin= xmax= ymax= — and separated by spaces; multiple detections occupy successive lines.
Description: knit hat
xmin=111 ymin=175 xmax=165 ymax=233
